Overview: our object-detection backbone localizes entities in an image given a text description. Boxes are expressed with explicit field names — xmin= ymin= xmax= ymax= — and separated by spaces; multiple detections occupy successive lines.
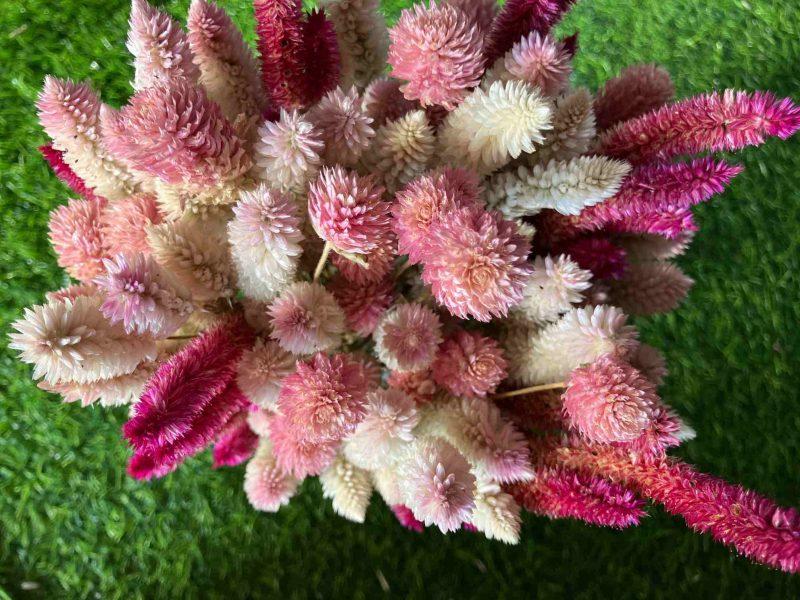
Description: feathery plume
xmin=39 ymin=144 xmax=100 ymax=201
xmin=437 ymin=81 xmax=552 ymax=174
xmin=421 ymin=206 xmax=533 ymax=321
xmin=48 ymin=195 xmax=108 ymax=283
xmin=45 ymin=284 xmax=98 ymax=303
xmin=605 ymin=206 xmax=698 ymax=240
xmin=268 ymin=413 xmax=340 ymax=477
xmin=245 ymin=440 xmax=301 ymax=511
xmin=246 ymin=408 xmax=273 ymax=437
xmin=362 ymin=111 xmax=436 ymax=194
xmin=510 ymin=466 xmax=646 ymax=528
xmin=330 ymin=274 xmax=396 ymax=336
xmin=37 ymin=77 xmax=138 ymax=200
xmin=308 ymin=86 xmax=375 ymax=167
xmin=432 ymin=330 xmax=507 ymax=398
xmin=187 ymin=0 xmax=268 ymax=121
xmin=487 ymin=157 xmax=632 ymax=218
xmin=362 ymin=77 xmax=419 ymax=128
xmin=558 ymin=236 xmax=628 ymax=280
xmin=485 ymin=32 xmax=571 ymax=98
xmin=470 ymin=479 xmax=522 ymax=544
xmin=374 ymin=303 xmax=443 ymax=372
xmin=101 ymin=79 xmax=250 ymax=187
xmin=38 ymin=360 xmax=156 ymax=407
xmin=95 ymin=253 xmax=193 ymax=338
xmin=609 ymin=262 xmax=694 ymax=316
xmin=9 ymin=295 xmax=157 ymax=385
xmin=213 ymin=411 xmax=259 ymax=467
xmin=100 ymin=194 xmax=163 ymax=257
xmin=268 ymin=281 xmax=346 ymax=354
xmin=391 ymin=504 xmax=425 ymax=532
xmin=400 ymin=438 xmax=476 ymax=532
xmin=228 ymin=185 xmax=304 ymax=302
xmin=532 ymin=87 xmax=596 ymax=163
xmin=597 ymin=90 xmax=800 ymax=164
xmin=593 ymin=64 xmax=674 ymax=131
xmin=320 ymin=455 xmax=374 ymax=522
xmin=127 ymin=0 xmax=199 ymax=91
xmin=513 ymin=254 xmax=592 ymax=324
xmin=344 ymin=388 xmax=419 ymax=470
xmin=253 ymin=109 xmax=324 ymax=195
xmin=237 ymin=338 xmax=296 ymax=410
xmin=619 ymin=232 xmax=694 ymax=262
xmin=388 ymin=2 xmax=484 ymax=110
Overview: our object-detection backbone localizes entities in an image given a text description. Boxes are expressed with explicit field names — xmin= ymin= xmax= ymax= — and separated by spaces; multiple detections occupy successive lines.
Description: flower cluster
xmin=11 ymin=0 xmax=800 ymax=571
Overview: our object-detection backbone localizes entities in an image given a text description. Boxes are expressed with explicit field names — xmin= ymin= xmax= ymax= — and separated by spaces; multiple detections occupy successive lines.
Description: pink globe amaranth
xmin=374 ymin=303 xmax=443 ymax=372
xmin=432 ymin=330 xmax=507 ymax=398
xmin=329 ymin=274 xmax=396 ymax=337
xmin=563 ymin=354 xmax=659 ymax=444
xmin=330 ymin=234 xmax=396 ymax=286
xmin=387 ymin=369 xmax=438 ymax=405
xmin=48 ymin=195 xmax=108 ymax=283
xmin=421 ymin=206 xmax=533 ymax=321
xmin=268 ymin=281 xmax=345 ymax=354
xmin=268 ymin=412 xmax=340 ymax=478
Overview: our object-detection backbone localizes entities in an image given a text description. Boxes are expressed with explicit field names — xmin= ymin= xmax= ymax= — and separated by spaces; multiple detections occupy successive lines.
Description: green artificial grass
xmin=1 ymin=0 xmax=799 ymax=597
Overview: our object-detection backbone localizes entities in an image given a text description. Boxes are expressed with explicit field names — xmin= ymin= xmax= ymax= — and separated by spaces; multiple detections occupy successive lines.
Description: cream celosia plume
xmin=320 ymin=455 xmax=374 ymax=523
xmin=532 ymin=87 xmax=596 ymax=164
xmin=470 ymin=479 xmax=522 ymax=544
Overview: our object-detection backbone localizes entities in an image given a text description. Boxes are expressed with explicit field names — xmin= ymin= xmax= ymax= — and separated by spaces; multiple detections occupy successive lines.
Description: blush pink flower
xmin=388 ymin=2 xmax=484 ymax=110
xmin=374 ymin=303 xmax=443 ymax=372
xmin=329 ymin=274 xmax=396 ymax=336
xmin=497 ymin=32 xmax=572 ymax=97
xmin=237 ymin=338 xmax=296 ymax=410
xmin=563 ymin=354 xmax=658 ymax=444
xmin=307 ymin=86 xmax=375 ymax=166
xmin=268 ymin=413 xmax=340 ymax=478
xmin=268 ymin=282 xmax=346 ymax=354
xmin=387 ymin=369 xmax=438 ymax=404
xmin=308 ymin=166 xmax=392 ymax=257
xmin=432 ymin=330 xmax=507 ymax=398
xmin=100 ymin=194 xmax=163 ymax=257
xmin=421 ymin=207 xmax=533 ymax=321
xmin=48 ymin=195 xmax=108 ymax=283
xmin=244 ymin=441 xmax=301 ymax=511
xmin=277 ymin=352 xmax=371 ymax=442
xmin=330 ymin=235 xmax=396 ymax=285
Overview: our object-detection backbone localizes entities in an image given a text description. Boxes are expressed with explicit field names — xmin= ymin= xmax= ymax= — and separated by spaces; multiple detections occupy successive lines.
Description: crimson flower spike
xmin=254 ymin=0 xmax=340 ymax=110
xmin=483 ymin=0 xmax=577 ymax=66
xmin=39 ymin=144 xmax=101 ymax=202
xmin=554 ymin=443 xmax=800 ymax=573
xmin=212 ymin=411 xmax=259 ymax=468
xmin=597 ymin=90 xmax=800 ymax=164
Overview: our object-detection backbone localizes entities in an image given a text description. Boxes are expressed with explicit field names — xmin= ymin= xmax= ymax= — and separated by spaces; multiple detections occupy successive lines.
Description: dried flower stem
xmin=313 ymin=241 xmax=333 ymax=281
xmin=492 ymin=381 xmax=566 ymax=399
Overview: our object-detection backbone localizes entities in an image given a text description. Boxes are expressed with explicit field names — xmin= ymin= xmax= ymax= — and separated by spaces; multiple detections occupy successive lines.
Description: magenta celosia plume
xmin=392 ymin=504 xmax=425 ymax=532
xmin=39 ymin=144 xmax=100 ymax=201
xmin=212 ymin=411 xmax=260 ymax=468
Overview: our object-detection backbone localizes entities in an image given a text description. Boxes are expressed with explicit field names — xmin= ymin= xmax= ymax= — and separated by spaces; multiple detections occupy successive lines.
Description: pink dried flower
xmin=39 ymin=144 xmax=100 ymax=201
xmin=509 ymin=466 xmax=646 ymax=528
xmin=329 ymin=274 xmax=396 ymax=336
xmin=605 ymin=206 xmax=698 ymax=240
xmin=598 ymin=90 xmax=800 ymax=164
xmin=558 ymin=236 xmax=627 ymax=280
xmin=268 ymin=281 xmax=346 ymax=354
xmin=392 ymin=504 xmax=425 ymax=532
xmin=363 ymin=77 xmax=419 ymax=127
xmin=100 ymin=194 xmax=163 ymax=257
xmin=330 ymin=234 xmax=396 ymax=285
xmin=401 ymin=438 xmax=476 ymax=532
xmin=245 ymin=441 xmax=301 ymax=511
xmin=127 ymin=0 xmax=199 ymax=91
xmin=594 ymin=64 xmax=675 ymax=131
xmin=374 ymin=303 xmax=443 ymax=372
xmin=493 ymin=32 xmax=572 ymax=97
xmin=308 ymin=166 xmax=392 ymax=256
xmin=268 ymin=413 xmax=340 ymax=478
xmin=432 ymin=330 xmax=507 ymax=398
xmin=246 ymin=407 xmax=273 ymax=437
xmin=563 ymin=354 xmax=658 ymax=444
xmin=48 ymin=195 xmax=108 ymax=283
xmin=388 ymin=2 xmax=484 ymax=109
xmin=123 ymin=315 xmax=254 ymax=453
xmin=255 ymin=0 xmax=340 ymax=109
xmin=618 ymin=406 xmax=692 ymax=459
xmin=392 ymin=169 xmax=481 ymax=265
xmin=95 ymin=253 xmax=192 ymax=338
xmin=443 ymin=0 xmax=497 ymax=32
xmin=307 ymin=86 xmax=375 ymax=166
xmin=212 ymin=411 xmax=259 ymax=468
xmin=38 ymin=359 xmax=156 ymax=407
xmin=387 ymin=369 xmax=438 ymax=404
xmin=483 ymin=0 xmax=577 ymax=66
xmin=421 ymin=207 xmax=533 ymax=321
xmin=277 ymin=352 xmax=371 ymax=442
xmin=45 ymin=284 xmax=97 ymax=303
xmin=237 ymin=338 xmax=296 ymax=410
xmin=101 ymin=78 xmax=250 ymax=186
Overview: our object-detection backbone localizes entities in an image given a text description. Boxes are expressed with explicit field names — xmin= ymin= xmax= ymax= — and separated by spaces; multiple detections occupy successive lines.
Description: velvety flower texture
xmin=563 ymin=354 xmax=658 ymax=444
xmin=277 ymin=352 xmax=371 ymax=442
xmin=268 ymin=281 xmax=346 ymax=354
xmin=330 ymin=235 xmax=396 ymax=285
xmin=95 ymin=253 xmax=193 ymax=338
xmin=329 ymin=274 xmax=396 ymax=336
xmin=48 ymin=195 xmax=108 ymax=283
xmin=388 ymin=2 xmax=484 ymax=110
xmin=212 ymin=411 xmax=259 ymax=468
xmin=387 ymin=369 xmax=438 ymax=405
xmin=391 ymin=504 xmax=425 ymax=532
xmin=374 ymin=303 xmax=443 ymax=372
xmin=236 ymin=338 xmax=296 ymax=411
xmin=593 ymin=64 xmax=675 ymax=131
xmin=432 ymin=330 xmax=507 ymax=398
xmin=100 ymin=194 xmax=163 ymax=257
xmin=513 ymin=254 xmax=592 ymax=325
xmin=421 ymin=206 xmax=533 ymax=321
xmin=308 ymin=166 xmax=392 ymax=257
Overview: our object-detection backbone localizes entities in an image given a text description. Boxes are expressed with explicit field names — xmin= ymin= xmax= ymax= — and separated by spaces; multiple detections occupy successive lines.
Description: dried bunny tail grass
xmin=437 ymin=80 xmax=552 ymax=175
xmin=362 ymin=110 xmax=436 ymax=194
xmin=487 ymin=157 xmax=631 ymax=218
xmin=127 ymin=0 xmax=199 ymax=91
xmin=608 ymin=261 xmax=694 ymax=316
xmin=9 ymin=295 xmax=157 ymax=385
xmin=253 ymin=109 xmax=324 ymax=196
xmin=593 ymin=64 xmax=675 ymax=131
xmin=147 ymin=217 xmax=234 ymax=302
xmin=320 ymin=454 xmax=374 ymax=523
xmin=307 ymin=86 xmax=375 ymax=167
xmin=531 ymin=87 xmax=596 ymax=164
xmin=187 ymin=0 xmax=268 ymax=121
xmin=512 ymin=254 xmax=592 ymax=325
xmin=37 ymin=77 xmax=139 ymax=200
xmin=320 ymin=0 xmax=388 ymax=88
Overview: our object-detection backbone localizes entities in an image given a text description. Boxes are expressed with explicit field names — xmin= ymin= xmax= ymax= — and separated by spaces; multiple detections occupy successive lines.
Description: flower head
xmin=363 ymin=77 xmax=419 ymax=127
xmin=101 ymin=194 xmax=163 ymax=257
xmin=269 ymin=413 xmax=340 ymax=478
xmin=374 ymin=303 xmax=443 ymax=372
xmin=513 ymin=254 xmax=592 ymax=324
xmin=237 ymin=338 xmax=296 ymax=410
xmin=330 ymin=274 xmax=396 ymax=336
xmin=387 ymin=369 xmax=438 ymax=404
xmin=244 ymin=441 xmax=301 ymax=512
xmin=432 ymin=330 xmax=507 ymax=398
xmin=330 ymin=235 xmax=396 ymax=285
xmin=48 ymin=195 xmax=108 ymax=283
xmin=269 ymin=282 xmax=346 ymax=354
xmin=308 ymin=86 xmax=375 ymax=166
xmin=489 ymin=32 xmax=571 ymax=97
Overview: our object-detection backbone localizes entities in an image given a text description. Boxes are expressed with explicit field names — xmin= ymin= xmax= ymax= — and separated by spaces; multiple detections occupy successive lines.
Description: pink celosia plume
xmin=100 ymin=194 xmax=163 ymax=257
xmin=48 ymin=195 xmax=108 ymax=283
xmin=212 ymin=411 xmax=260 ymax=468
xmin=432 ymin=330 xmax=507 ymax=398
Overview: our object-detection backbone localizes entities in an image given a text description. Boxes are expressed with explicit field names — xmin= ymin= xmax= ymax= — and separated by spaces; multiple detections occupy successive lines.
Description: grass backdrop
xmin=1 ymin=0 xmax=799 ymax=597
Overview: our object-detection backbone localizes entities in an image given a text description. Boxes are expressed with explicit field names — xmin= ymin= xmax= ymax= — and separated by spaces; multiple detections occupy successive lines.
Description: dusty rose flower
xmin=100 ymin=194 xmax=163 ymax=257
xmin=237 ymin=338 xmax=296 ymax=410
xmin=268 ymin=282 xmax=345 ymax=354
xmin=269 ymin=413 xmax=340 ymax=478
xmin=244 ymin=440 xmax=301 ymax=512
xmin=48 ymin=195 xmax=108 ymax=283
xmin=374 ymin=303 xmax=443 ymax=372
xmin=387 ymin=369 xmax=438 ymax=404
xmin=307 ymin=86 xmax=375 ymax=166
xmin=330 ymin=235 xmax=396 ymax=285
xmin=489 ymin=32 xmax=572 ymax=97
xmin=329 ymin=274 xmax=396 ymax=336
xmin=432 ymin=330 xmax=507 ymax=398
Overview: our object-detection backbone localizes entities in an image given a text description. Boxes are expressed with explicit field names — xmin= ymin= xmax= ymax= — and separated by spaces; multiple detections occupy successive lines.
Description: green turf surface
xmin=1 ymin=0 xmax=799 ymax=597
